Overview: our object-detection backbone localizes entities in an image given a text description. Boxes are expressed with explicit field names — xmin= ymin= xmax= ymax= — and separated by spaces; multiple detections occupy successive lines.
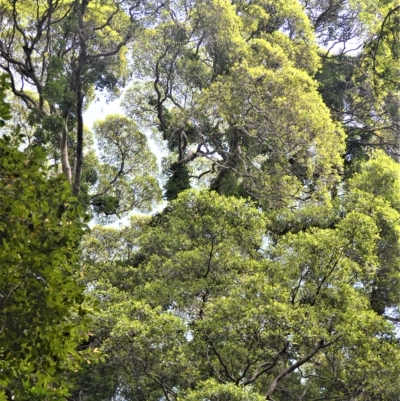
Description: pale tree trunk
xmin=60 ymin=125 xmax=72 ymax=183
xmin=72 ymin=0 xmax=88 ymax=197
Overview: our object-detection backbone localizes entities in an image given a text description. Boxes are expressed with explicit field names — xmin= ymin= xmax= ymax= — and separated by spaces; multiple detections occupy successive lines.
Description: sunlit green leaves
xmin=0 ymin=74 xmax=11 ymax=127
xmin=78 ymin=176 xmax=400 ymax=399
xmin=127 ymin=0 xmax=345 ymax=206
xmin=0 ymin=136 xmax=88 ymax=400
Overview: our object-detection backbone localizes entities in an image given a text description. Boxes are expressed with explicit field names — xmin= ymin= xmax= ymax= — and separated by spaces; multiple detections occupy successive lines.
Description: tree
xmin=66 ymin=217 xmax=151 ymax=401
xmin=0 ymin=131 xmax=89 ymax=400
xmin=62 ymin=1 xmax=400 ymax=400
xmin=89 ymin=115 xmax=161 ymax=220
xmin=0 ymin=0 xmax=166 ymax=221
xmin=123 ymin=0 xmax=345 ymax=207
xmin=78 ymin=168 xmax=400 ymax=400
xmin=0 ymin=0 xmax=136 ymax=199
xmin=1 ymin=1 xmax=398 ymax=400
xmin=299 ymin=0 xmax=400 ymax=167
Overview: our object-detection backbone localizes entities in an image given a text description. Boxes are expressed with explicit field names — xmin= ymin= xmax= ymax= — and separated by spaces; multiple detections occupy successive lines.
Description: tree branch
xmin=265 ymin=338 xmax=339 ymax=399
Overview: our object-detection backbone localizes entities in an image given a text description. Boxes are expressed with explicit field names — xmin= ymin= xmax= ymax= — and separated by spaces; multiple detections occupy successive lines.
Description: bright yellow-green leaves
xmin=347 ymin=149 xmax=400 ymax=208
xmin=198 ymin=62 xmax=344 ymax=206
xmin=80 ymin=166 xmax=400 ymax=399
xmin=343 ymin=151 xmax=400 ymax=314
xmin=2 ymin=1 xmax=398 ymax=400
xmin=239 ymin=0 xmax=320 ymax=72
xmin=179 ymin=379 xmax=265 ymax=401
xmin=139 ymin=190 xmax=267 ymax=305
xmin=128 ymin=0 xmax=344 ymax=207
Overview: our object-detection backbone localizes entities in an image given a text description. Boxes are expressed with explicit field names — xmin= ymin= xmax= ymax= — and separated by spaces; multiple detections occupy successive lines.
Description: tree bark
xmin=60 ymin=125 xmax=72 ymax=183
xmin=265 ymin=339 xmax=326 ymax=400
xmin=72 ymin=0 xmax=88 ymax=197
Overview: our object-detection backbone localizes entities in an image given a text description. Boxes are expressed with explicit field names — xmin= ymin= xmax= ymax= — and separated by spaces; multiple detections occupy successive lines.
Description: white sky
xmin=84 ymin=95 xmax=124 ymax=130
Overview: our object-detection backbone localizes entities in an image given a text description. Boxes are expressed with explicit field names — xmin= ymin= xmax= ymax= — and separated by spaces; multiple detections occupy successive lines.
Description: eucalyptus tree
xmin=89 ymin=114 xmax=161 ymax=221
xmin=0 ymin=0 xmax=124 ymax=185
xmin=123 ymin=0 xmax=400 ymax=199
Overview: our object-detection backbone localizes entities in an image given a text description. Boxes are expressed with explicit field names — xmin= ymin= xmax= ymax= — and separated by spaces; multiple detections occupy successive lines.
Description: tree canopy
xmin=1 ymin=0 xmax=400 ymax=400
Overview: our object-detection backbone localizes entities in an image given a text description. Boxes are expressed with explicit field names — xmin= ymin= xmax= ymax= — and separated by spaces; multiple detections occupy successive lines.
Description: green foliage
xmin=178 ymin=379 xmax=265 ymax=401
xmin=126 ymin=0 xmax=345 ymax=206
xmin=91 ymin=194 xmax=120 ymax=216
xmin=90 ymin=114 xmax=162 ymax=221
xmin=42 ymin=56 xmax=70 ymax=107
xmin=77 ymin=172 xmax=400 ymax=399
xmin=344 ymin=151 xmax=400 ymax=315
xmin=317 ymin=54 xmax=355 ymax=114
xmin=66 ymin=358 xmax=119 ymax=401
xmin=0 ymin=74 xmax=11 ymax=127
xmin=164 ymin=163 xmax=191 ymax=201
xmin=363 ymin=3 xmax=400 ymax=90
xmin=0 ymin=136 xmax=88 ymax=400
xmin=311 ymin=1 xmax=400 ymax=168
xmin=1 ymin=2 xmax=400 ymax=400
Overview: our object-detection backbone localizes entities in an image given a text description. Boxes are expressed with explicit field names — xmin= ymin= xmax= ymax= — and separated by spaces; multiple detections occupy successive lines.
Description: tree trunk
xmin=60 ymin=127 xmax=72 ymax=183
xmin=72 ymin=0 xmax=88 ymax=197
